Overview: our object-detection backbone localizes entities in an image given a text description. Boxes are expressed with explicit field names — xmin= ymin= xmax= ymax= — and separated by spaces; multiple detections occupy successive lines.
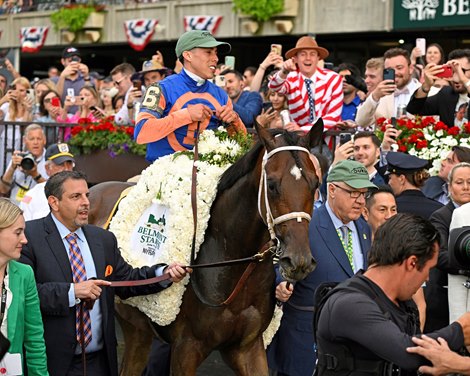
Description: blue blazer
xmin=268 ymin=204 xmax=372 ymax=376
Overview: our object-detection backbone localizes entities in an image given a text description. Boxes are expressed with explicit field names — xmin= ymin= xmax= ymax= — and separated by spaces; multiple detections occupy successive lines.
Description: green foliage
xmin=50 ymin=5 xmax=95 ymax=32
xmin=233 ymin=0 xmax=284 ymax=22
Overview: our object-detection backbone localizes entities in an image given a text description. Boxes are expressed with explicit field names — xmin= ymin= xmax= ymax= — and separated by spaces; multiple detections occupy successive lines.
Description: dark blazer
xmin=267 ymin=204 xmax=372 ymax=376
xmin=422 ymin=176 xmax=447 ymax=202
xmin=406 ymin=86 xmax=468 ymax=127
xmin=425 ymin=201 xmax=456 ymax=332
xmin=20 ymin=214 xmax=167 ymax=376
xmin=396 ymin=189 xmax=443 ymax=220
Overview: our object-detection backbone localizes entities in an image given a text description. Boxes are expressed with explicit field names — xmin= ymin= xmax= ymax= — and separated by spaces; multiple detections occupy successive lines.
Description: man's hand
xmin=332 ymin=140 xmax=354 ymax=165
xmin=381 ymin=123 xmax=401 ymax=151
xmin=407 ymin=335 xmax=470 ymax=375
xmin=449 ymin=59 xmax=469 ymax=85
xmin=127 ymin=88 xmax=142 ymax=104
xmin=371 ymin=80 xmax=396 ymax=102
xmin=187 ymin=104 xmax=213 ymax=122
xmin=78 ymin=63 xmax=89 ymax=77
xmin=280 ymin=59 xmax=297 ymax=77
xmin=275 ymin=281 xmax=294 ymax=302
xmin=61 ymin=63 xmax=79 ymax=78
xmin=215 ymin=105 xmax=239 ymax=124
xmin=74 ymin=279 xmax=111 ymax=301
xmin=165 ymin=262 xmax=192 ymax=283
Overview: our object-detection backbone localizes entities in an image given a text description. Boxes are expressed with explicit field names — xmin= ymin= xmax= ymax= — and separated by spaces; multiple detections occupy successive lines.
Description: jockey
xmin=134 ymin=30 xmax=246 ymax=162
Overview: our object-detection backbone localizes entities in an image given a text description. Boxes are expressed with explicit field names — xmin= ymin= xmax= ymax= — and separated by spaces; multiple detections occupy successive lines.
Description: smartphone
xmin=436 ymin=64 xmax=453 ymax=79
xmin=70 ymin=56 xmax=80 ymax=62
xmin=66 ymin=88 xmax=75 ymax=98
xmin=262 ymin=102 xmax=273 ymax=111
xmin=339 ymin=133 xmax=352 ymax=145
xmin=214 ymin=75 xmax=226 ymax=87
xmin=271 ymin=44 xmax=282 ymax=56
xmin=133 ymin=80 xmax=142 ymax=90
xmin=383 ymin=68 xmax=395 ymax=82
xmin=26 ymin=89 xmax=35 ymax=103
xmin=89 ymin=106 xmax=97 ymax=111
xmin=416 ymin=38 xmax=426 ymax=55
xmin=8 ymin=84 xmax=15 ymax=91
xmin=224 ymin=56 xmax=235 ymax=70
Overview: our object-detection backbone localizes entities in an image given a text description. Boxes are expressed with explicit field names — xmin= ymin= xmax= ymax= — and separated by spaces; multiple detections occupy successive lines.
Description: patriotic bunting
xmin=124 ymin=19 xmax=158 ymax=51
xmin=183 ymin=16 xmax=223 ymax=34
xmin=20 ymin=26 xmax=49 ymax=53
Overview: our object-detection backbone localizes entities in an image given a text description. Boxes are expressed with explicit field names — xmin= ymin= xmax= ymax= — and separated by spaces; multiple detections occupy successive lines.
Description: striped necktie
xmin=304 ymin=78 xmax=315 ymax=123
xmin=65 ymin=232 xmax=92 ymax=348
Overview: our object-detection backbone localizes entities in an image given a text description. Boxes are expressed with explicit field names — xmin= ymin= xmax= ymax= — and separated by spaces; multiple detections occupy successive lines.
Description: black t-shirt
xmin=317 ymin=274 xmax=464 ymax=371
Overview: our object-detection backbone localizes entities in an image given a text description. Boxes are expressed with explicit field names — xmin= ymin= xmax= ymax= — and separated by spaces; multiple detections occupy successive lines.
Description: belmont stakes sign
xmin=394 ymin=0 xmax=470 ymax=29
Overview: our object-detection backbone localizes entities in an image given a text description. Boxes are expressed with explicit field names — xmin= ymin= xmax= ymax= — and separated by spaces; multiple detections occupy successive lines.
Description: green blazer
xmin=6 ymin=260 xmax=48 ymax=376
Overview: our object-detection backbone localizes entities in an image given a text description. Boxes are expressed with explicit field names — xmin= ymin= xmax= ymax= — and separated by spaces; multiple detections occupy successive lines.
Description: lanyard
xmin=0 ymin=271 xmax=8 ymax=327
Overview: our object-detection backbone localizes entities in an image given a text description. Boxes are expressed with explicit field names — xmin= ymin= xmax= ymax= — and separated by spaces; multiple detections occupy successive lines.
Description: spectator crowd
xmin=1 ymin=29 xmax=470 ymax=376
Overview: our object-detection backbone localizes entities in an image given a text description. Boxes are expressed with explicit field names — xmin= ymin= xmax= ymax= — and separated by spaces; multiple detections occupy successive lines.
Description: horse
xmin=88 ymin=121 xmax=324 ymax=375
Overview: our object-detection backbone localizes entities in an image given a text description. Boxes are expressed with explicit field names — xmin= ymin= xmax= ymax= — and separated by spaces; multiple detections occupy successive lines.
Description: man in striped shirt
xmin=268 ymin=36 xmax=343 ymax=134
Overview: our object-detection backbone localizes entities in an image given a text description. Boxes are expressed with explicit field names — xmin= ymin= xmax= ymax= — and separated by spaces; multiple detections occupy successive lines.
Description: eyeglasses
xmin=332 ymin=183 xmax=368 ymax=199
xmin=44 ymin=96 xmax=58 ymax=104
xmin=113 ymin=77 xmax=126 ymax=86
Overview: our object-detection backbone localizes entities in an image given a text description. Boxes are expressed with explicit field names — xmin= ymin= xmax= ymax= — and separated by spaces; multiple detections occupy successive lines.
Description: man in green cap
xmin=134 ymin=30 xmax=246 ymax=162
xmin=267 ymin=159 xmax=376 ymax=376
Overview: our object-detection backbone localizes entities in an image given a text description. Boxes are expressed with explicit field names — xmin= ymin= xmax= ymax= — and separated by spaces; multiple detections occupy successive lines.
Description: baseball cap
xmin=327 ymin=160 xmax=377 ymax=189
xmin=45 ymin=143 xmax=75 ymax=165
xmin=62 ymin=46 xmax=80 ymax=59
xmin=175 ymin=30 xmax=231 ymax=58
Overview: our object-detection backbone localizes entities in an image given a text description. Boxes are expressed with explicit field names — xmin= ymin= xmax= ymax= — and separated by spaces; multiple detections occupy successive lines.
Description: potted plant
xmin=50 ymin=4 xmax=105 ymax=32
xmin=68 ymin=117 xmax=149 ymax=184
xmin=233 ymin=0 xmax=284 ymax=22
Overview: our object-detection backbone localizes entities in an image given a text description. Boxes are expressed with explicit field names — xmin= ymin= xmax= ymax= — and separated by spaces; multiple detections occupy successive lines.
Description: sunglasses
xmin=114 ymin=77 xmax=126 ymax=86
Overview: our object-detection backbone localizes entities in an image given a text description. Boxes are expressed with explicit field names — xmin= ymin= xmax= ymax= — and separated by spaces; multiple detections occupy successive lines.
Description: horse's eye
xmin=267 ymin=179 xmax=279 ymax=193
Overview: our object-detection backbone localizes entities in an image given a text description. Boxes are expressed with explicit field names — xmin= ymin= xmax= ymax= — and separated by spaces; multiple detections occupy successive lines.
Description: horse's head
xmin=255 ymin=120 xmax=324 ymax=282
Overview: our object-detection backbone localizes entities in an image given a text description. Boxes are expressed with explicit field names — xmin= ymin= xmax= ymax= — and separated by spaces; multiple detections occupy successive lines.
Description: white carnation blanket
xmin=109 ymin=130 xmax=282 ymax=346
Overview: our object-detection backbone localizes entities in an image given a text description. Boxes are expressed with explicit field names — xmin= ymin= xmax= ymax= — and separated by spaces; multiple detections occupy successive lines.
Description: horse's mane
xmin=217 ymin=130 xmax=304 ymax=193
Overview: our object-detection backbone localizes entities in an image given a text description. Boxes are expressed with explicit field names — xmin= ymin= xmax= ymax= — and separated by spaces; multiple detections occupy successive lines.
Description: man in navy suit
xmin=267 ymin=160 xmax=376 ymax=376
xmin=20 ymin=170 xmax=190 ymax=376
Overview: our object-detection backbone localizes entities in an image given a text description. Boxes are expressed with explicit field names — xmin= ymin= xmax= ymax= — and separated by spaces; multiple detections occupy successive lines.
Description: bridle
xmin=257 ymin=145 xmax=313 ymax=256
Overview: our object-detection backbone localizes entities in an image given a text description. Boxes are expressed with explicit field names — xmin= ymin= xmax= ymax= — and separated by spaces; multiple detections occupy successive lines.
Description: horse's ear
xmin=254 ymin=120 xmax=277 ymax=151
xmin=301 ymin=118 xmax=324 ymax=150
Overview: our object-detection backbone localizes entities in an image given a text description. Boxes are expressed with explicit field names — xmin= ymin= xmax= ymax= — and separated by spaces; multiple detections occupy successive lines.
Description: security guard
xmin=386 ymin=152 xmax=443 ymax=219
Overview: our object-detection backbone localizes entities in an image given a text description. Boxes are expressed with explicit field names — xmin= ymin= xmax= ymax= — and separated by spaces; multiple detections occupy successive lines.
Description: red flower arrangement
xmin=68 ymin=116 xmax=146 ymax=157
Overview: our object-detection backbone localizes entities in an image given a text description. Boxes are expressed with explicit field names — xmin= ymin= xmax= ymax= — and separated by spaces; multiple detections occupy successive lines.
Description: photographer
xmin=0 ymin=124 xmax=48 ymax=205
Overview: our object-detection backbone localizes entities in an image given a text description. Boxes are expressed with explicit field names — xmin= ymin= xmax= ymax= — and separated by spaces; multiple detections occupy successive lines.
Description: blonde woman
xmin=0 ymin=198 xmax=49 ymax=375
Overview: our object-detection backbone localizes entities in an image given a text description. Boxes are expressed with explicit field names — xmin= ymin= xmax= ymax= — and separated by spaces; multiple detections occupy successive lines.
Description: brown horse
xmin=89 ymin=122 xmax=323 ymax=375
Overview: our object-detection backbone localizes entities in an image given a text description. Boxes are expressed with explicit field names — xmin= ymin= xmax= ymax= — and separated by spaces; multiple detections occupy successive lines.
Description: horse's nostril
xmin=279 ymin=256 xmax=294 ymax=273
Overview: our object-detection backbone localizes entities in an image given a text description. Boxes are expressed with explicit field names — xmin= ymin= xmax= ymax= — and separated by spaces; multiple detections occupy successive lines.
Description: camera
xmin=449 ymin=227 xmax=470 ymax=271
xmin=18 ymin=152 xmax=35 ymax=171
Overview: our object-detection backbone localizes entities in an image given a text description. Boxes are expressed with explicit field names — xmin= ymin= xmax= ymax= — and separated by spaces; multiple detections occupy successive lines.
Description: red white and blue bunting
xmin=183 ymin=16 xmax=223 ymax=34
xmin=20 ymin=26 xmax=49 ymax=53
xmin=124 ymin=19 xmax=158 ymax=51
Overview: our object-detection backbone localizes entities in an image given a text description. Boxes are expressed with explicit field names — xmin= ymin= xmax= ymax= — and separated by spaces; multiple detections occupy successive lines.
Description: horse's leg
xmin=170 ymin=339 xmax=210 ymax=376
xmin=220 ymin=336 xmax=269 ymax=376
xmin=115 ymin=301 xmax=154 ymax=376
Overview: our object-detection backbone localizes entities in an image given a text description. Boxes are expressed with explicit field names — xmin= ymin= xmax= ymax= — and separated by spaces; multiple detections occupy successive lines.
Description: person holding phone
xmin=36 ymin=90 xmax=63 ymax=123
xmin=59 ymin=86 xmax=103 ymax=138
xmin=407 ymin=48 xmax=470 ymax=128
xmin=256 ymin=89 xmax=288 ymax=129
xmin=52 ymin=47 xmax=91 ymax=114
xmin=356 ymin=48 xmax=421 ymax=129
